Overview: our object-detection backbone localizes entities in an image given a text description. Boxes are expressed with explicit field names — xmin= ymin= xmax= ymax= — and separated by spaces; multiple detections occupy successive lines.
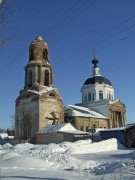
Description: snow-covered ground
xmin=0 ymin=138 xmax=135 ymax=180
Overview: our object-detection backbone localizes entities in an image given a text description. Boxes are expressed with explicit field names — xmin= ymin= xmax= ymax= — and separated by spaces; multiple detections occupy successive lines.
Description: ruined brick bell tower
xmin=15 ymin=36 xmax=64 ymax=140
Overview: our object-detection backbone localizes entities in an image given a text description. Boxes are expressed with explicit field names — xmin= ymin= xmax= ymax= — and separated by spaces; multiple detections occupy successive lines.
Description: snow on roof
xmin=109 ymin=99 xmax=119 ymax=104
xmin=36 ymin=35 xmax=43 ymax=41
xmin=0 ymin=133 xmax=8 ymax=139
xmin=27 ymin=86 xmax=58 ymax=96
xmin=60 ymin=130 xmax=88 ymax=135
xmin=37 ymin=124 xmax=66 ymax=133
xmin=122 ymin=123 xmax=135 ymax=132
xmin=57 ymin=123 xmax=88 ymax=134
xmin=109 ymin=99 xmax=125 ymax=106
xmin=37 ymin=123 xmax=88 ymax=135
xmin=98 ymin=124 xmax=135 ymax=132
xmin=58 ymin=123 xmax=76 ymax=131
xmin=126 ymin=123 xmax=135 ymax=128
xmin=32 ymin=35 xmax=47 ymax=45
xmin=65 ymin=105 xmax=107 ymax=119
xmin=98 ymin=127 xmax=125 ymax=132
xmin=98 ymin=122 xmax=135 ymax=132
xmin=8 ymin=136 xmax=14 ymax=139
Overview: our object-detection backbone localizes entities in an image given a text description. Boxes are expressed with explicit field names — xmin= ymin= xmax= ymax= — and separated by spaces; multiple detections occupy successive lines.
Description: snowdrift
xmin=0 ymin=138 xmax=126 ymax=173
xmin=66 ymin=138 xmax=126 ymax=154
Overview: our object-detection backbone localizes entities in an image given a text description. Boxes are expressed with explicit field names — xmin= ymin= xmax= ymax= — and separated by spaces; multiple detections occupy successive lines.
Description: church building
xmin=15 ymin=36 xmax=64 ymax=141
xmin=65 ymin=56 xmax=126 ymax=131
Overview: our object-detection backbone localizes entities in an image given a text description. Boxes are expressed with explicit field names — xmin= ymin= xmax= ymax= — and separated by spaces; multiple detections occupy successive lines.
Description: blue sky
xmin=0 ymin=0 xmax=135 ymax=129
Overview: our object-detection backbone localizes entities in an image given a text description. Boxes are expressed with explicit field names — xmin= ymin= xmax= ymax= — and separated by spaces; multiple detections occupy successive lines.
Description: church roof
xmin=65 ymin=105 xmax=108 ymax=119
xmin=37 ymin=123 xmax=88 ymax=134
xmin=84 ymin=76 xmax=113 ymax=86
xmin=109 ymin=99 xmax=126 ymax=107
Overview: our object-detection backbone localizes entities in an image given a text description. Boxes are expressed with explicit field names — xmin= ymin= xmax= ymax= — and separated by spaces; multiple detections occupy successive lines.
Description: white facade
xmin=81 ymin=83 xmax=114 ymax=103
xmin=81 ymin=57 xmax=114 ymax=104
xmin=78 ymin=57 xmax=115 ymax=118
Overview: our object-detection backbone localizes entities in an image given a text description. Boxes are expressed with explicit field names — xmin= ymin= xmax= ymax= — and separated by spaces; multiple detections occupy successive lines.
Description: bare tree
xmin=0 ymin=0 xmax=16 ymax=46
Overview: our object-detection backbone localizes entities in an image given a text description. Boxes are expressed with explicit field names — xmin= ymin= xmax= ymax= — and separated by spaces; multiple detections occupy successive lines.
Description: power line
xmin=65 ymin=14 xmax=135 ymax=59
xmin=1 ymin=1 xmax=135 ymax=99
xmin=42 ymin=0 xmax=97 ymax=40
xmin=1 ymin=32 xmax=134 ymax=99
xmin=1 ymin=24 xmax=135 ymax=98
xmin=40 ymin=0 xmax=83 ymax=37
xmin=1 ymin=0 xmax=135 ymax=78
xmin=0 ymin=0 xmax=94 ymax=77
xmin=54 ymin=30 xmax=135 ymax=72
xmin=51 ymin=14 xmax=135 ymax=69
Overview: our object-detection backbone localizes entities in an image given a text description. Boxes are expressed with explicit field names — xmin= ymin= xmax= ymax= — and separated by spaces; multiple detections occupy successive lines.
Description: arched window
xmin=99 ymin=90 xmax=103 ymax=100
xmin=88 ymin=92 xmax=91 ymax=101
xmin=50 ymin=71 xmax=52 ymax=85
xmin=28 ymin=71 xmax=32 ymax=87
xmin=107 ymin=93 xmax=109 ymax=100
xmin=111 ymin=94 xmax=113 ymax=101
xmin=93 ymin=93 xmax=95 ymax=100
xmin=93 ymin=124 xmax=97 ymax=128
xmin=107 ymin=92 xmax=112 ymax=101
xmin=43 ymin=48 xmax=48 ymax=60
xmin=85 ymin=95 xmax=87 ymax=101
xmin=37 ymin=65 xmax=40 ymax=83
xmin=44 ymin=69 xmax=49 ymax=86
xmin=23 ymin=114 xmax=31 ymax=140
xmin=109 ymin=93 xmax=111 ymax=100
xmin=29 ymin=48 xmax=34 ymax=61
xmin=82 ymin=95 xmax=84 ymax=102
xmin=49 ymin=93 xmax=55 ymax=97
xmin=25 ymin=70 xmax=28 ymax=87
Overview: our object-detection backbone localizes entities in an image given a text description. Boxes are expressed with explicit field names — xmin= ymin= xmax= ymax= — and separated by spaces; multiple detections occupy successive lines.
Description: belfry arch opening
xmin=49 ymin=92 xmax=55 ymax=97
xmin=28 ymin=71 xmax=32 ymax=87
xmin=44 ymin=69 xmax=49 ymax=86
xmin=29 ymin=48 xmax=34 ymax=61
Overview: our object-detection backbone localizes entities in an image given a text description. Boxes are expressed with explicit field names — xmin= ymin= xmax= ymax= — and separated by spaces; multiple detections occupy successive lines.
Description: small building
xmin=99 ymin=124 xmax=135 ymax=147
xmin=0 ymin=133 xmax=8 ymax=140
xmin=7 ymin=128 xmax=15 ymax=136
xmin=124 ymin=124 xmax=135 ymax=147
xmin=35 ymin=123 xmax=89 ymax=144
xmin=64 ymin=105 xmax=108 ymax=131
xmin=0 ymin=133 xmax=15 ymax=145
